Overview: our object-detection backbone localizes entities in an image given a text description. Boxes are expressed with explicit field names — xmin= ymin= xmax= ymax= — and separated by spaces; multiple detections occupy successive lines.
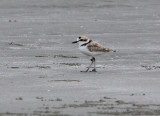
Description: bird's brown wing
xmin=87 ymin=41 xmax=111 ymax=52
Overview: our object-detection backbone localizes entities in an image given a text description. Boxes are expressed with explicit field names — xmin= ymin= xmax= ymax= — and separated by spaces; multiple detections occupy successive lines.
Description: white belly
xmin=79 ymin=46 xmax=104 ymax=56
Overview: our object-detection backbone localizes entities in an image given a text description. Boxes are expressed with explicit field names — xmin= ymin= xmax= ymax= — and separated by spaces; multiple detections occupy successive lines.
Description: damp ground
xmin=0 ymin=0 xmax=160 ymax=116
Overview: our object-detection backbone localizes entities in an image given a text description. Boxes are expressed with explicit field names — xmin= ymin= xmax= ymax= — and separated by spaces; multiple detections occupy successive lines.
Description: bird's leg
xmin=81 ymin=57 xmax=94 ymax=72
xmin=91 ymin=57 xmax=97 ymax=72
xmin=85 ymin=57 xmax=94 ymax=72
xmin=81 ymin=57 xmax=96 ymax=72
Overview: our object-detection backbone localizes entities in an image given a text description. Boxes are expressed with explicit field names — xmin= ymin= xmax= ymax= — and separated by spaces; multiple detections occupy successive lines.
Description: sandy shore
xmin=0 ymin=0 xmax=160 ymax=115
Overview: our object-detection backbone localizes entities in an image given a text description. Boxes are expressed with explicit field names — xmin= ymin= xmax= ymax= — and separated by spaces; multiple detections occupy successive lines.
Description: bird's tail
xmin=105 ymin=48 xmax=116 ymax=52
xmin=110 ymin=49 xmax=116 ymax=52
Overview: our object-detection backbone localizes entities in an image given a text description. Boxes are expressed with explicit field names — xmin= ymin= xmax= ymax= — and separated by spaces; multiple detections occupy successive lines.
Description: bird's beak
xmin=72 ymin=41 xmax=79 ymax=44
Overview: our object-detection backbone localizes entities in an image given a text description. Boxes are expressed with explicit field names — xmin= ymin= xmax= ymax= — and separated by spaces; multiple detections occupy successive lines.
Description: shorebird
xmin=72 ymin=36 xmax=116 ymax=72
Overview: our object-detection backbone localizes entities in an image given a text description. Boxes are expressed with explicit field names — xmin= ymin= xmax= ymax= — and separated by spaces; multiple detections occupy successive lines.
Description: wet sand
xmin=0 ymin=0 xmax=160 ymax=115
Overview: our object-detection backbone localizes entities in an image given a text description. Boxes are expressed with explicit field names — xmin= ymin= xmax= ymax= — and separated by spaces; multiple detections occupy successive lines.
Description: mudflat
xmin=0 ymin=0 xmax=160 ymax=116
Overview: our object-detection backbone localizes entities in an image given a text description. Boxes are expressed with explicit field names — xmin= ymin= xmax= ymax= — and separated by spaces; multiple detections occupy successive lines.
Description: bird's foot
xmin=90 ymin=68 xmax=97 ymax=72
xmin=81 ymin=69 xmax=96 ymax=72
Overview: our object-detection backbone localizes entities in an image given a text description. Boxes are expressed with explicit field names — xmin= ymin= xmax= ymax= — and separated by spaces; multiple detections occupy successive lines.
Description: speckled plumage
xmin=72 ymin=36 xmax=116 ymax=72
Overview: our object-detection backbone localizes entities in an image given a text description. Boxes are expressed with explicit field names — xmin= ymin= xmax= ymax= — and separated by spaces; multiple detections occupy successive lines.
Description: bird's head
xmin=72 ymin=36 xmax=90 ymax=46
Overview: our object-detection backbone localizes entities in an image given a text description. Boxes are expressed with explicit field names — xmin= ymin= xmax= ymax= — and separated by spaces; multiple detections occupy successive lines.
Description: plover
xmin=72 ymin=36 xmax=116 ymax=72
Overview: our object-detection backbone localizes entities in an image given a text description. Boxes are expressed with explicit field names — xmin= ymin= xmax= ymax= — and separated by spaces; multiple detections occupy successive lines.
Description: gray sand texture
xmin=0 ymin=0 xmax=160 ymax=116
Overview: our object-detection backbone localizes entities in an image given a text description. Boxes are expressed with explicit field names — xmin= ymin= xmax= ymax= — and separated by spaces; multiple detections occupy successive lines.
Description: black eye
xmin=79 ymin=37 xmax=81 ymax=39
